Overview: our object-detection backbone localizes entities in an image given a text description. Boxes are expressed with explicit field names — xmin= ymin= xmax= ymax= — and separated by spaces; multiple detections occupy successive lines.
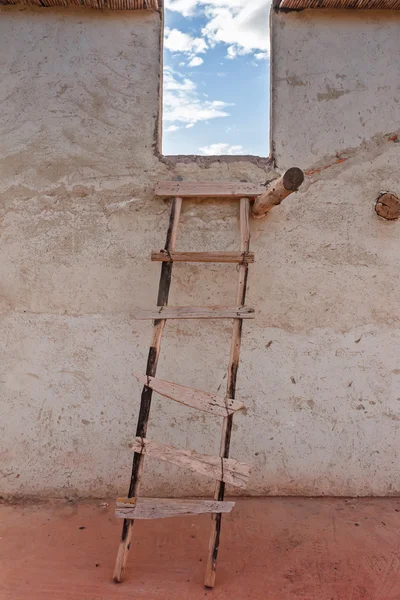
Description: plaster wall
xmin=1 ymin=6 xmax=400 ymax=499
xmin=271 ymin=10 xmax=400 ymax=169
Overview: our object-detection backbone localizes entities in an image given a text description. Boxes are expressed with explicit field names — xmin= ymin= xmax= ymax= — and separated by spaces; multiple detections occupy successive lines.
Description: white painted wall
xmin=1 ymin=6 xmax=400 ymax=499
xmin=271 ymin=10 xmax=400 ymax=169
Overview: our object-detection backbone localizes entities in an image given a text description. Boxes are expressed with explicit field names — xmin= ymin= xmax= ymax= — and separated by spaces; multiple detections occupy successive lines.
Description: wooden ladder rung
xmin=151 ymin=251 xmax=255 ymax=264
xmin=131 ymin=438 xmax=251 ymax=489
xmin=133 ymin=375 xmax=245 ymax=418
xmin=155 ymin=181 xmax=266 ymax=199
xmin=115 ymin=498 xmax=235 ymax=520
xmin=133 ymin=306 xmax=255 ymax=320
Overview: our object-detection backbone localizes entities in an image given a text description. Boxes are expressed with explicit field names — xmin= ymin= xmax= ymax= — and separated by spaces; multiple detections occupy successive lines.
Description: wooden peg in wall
xmin=252 ymin=167 xmax=305 ymax=218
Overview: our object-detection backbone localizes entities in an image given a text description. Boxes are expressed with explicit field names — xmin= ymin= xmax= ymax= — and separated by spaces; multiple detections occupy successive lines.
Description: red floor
xmin=1 ymin=498 xmax=400 ymax=599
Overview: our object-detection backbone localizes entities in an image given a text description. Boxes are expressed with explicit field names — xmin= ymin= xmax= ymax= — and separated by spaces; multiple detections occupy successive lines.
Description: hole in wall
xmin=162 ymin=1 xmax=271 ymax=157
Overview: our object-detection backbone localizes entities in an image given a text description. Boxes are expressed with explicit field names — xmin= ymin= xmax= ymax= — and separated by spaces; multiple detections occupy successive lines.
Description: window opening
xmin=163 ymin=0 xmax=270 ymax=157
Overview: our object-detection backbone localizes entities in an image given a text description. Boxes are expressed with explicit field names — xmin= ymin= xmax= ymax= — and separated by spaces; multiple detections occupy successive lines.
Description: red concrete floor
xmin=1 ymin=498 xmax=400 ymax=600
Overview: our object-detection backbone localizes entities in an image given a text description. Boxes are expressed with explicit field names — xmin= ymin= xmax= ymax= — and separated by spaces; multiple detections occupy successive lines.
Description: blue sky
xmin=163 ymin=0 xmax=271 ymax=156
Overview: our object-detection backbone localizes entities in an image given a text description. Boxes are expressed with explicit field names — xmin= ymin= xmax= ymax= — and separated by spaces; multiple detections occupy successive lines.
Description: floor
xmin=1 ymin=498 xmax=400 ymax=599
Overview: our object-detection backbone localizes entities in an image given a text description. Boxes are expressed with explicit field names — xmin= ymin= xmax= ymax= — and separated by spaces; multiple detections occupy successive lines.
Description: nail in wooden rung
xmin=133 ymin=306 xmax=255 ymax=320
xmin=151 ymin=251 xmax=255 ymax=264
xmin=133 ymin=375 xmax=245 ymax=418
xmin=131 ymin=438 xmax=251 ymax=489
xmin=115 ymin=498 xmax=235 ymax=520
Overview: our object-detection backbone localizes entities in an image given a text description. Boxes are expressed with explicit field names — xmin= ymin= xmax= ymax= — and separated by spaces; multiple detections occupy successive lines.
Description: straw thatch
xmin=0 ymin=0 xmax=160 ymax=9
xmin=276 ymin=0 xmax=400 ymax=8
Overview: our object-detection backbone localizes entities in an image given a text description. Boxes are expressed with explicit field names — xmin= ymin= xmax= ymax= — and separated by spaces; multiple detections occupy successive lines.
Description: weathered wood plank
xmin=133 ymin=306 xmax=255 ymax=320
xmin=115 ymin=498 xmax=235 ymax=520
xmin=133 ymin=375 xmax=245 ymax=417
xmin=113 ymin=197 xmax=183 ymax=584
xmin=151 ymin=251 xmax=255 ymax=264
xmin=155 ymin=181 xmax=266 ymax=199
xmin=205 ymin=197 xmax=252 ymax=588
xmin=131 ymin=438 xmax=251 ymax=489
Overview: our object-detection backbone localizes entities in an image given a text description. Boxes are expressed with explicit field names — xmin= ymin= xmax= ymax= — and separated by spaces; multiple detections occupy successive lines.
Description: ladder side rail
xmin=113 ymin=196 xmax=183 ymax=583
xmin=204 ymin=197 xmax=251 ymax=588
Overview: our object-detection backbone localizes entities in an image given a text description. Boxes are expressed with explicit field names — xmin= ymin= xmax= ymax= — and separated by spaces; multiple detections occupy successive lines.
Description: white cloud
xmin=166 ymin=125 xmax=180 ymax=132
xmin=165 ymin=0 xmax=199 ymax=16
xmin=165 ymin=28 xmax=207 ymax=55
xmin=203 ymin=2 xmax=270 ymax=59
xmin=166 ymin=0 xmax=245 ymax=15
xmin=188 ymin=56 xmax=204 ymax=67
xmin=165 ymin=0 xmax=271 ymax=59
xmin=199 ymin=143 xmax=246 ymax=155
xmin=164 ymin=67 xmax=232 ymax=126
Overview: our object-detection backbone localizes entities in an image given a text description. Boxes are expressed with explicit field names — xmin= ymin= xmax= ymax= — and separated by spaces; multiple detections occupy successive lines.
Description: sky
xmin=162 ymin=0 xmax=271 ymax=157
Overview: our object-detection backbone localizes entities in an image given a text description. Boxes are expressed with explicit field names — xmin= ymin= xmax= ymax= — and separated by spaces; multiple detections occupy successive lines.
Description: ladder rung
xmin=115 ymin=497 xmax=235 ymax=520
xmin=131 ymin=438 xmax=251 ymax=489
xmin=155 ymin=181 xmax=266 ymax=199
xmin=151 ymin=251 xmax=255 ymax=264
xmin=133 ymin=306 xmax=255 ymax=320
xmin=133 ymin=375 xmax=245 ymax=417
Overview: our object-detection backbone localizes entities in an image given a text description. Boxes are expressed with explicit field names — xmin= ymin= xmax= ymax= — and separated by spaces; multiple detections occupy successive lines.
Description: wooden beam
xmin=115 ymin=498 xmax=235 ymax=520
xmin=155 ymin=181 xmax=267 ymax=199
xmin=133 ymin=306 xmax=255 ymax=320
xmin=205 ymin=198 xmax=252 ymax=588
xmin=113 ymin=197 xmax=183 ymax=584
xmin=133 ymin=375 xmax=245 ymax=417
xmin=252 ymin=168 xmax=304 ymax=218
xmin=131 ymin=438 xmax=251 ymax=489
xmin=151 ymin=251 xmax=255 ymax=264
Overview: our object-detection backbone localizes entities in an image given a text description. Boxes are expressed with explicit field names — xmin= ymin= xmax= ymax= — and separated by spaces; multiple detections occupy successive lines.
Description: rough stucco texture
xmin=1 ymin=7 xmax=400 ymax=499
xmin=271 ymin=10 xmax=400 ymax=170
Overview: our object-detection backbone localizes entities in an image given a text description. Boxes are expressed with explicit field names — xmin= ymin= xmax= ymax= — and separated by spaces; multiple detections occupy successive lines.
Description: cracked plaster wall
xmin=0 ymin=6 xmax=399 ymax=498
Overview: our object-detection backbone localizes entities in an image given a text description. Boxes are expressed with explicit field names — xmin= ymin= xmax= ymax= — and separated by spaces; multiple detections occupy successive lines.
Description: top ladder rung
xmin=155 ymin=181 xmax=266 ymax=199
xmin=151 ymin=251 xmax=255 ymax=264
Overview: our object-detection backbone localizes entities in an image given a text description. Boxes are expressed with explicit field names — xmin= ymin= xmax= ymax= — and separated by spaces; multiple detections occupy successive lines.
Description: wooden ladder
xmin=113 ymin=182 xmax=266 ymax=588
